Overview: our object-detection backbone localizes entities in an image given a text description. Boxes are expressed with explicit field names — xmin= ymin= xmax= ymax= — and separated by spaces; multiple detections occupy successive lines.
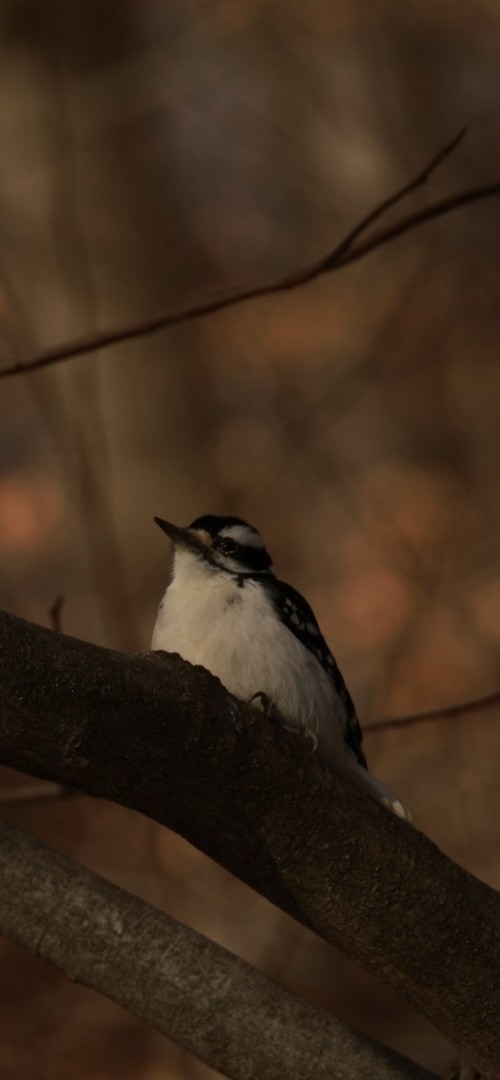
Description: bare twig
xmin=365 ymin=691 xmax=500 ymax=734
xmin=48 ymin=594 xmax=65 ymax=634
xmin=318 ymin=126 xmax=467 ymax=267
xmin=2 ymin=132 xmax=498 ymax=379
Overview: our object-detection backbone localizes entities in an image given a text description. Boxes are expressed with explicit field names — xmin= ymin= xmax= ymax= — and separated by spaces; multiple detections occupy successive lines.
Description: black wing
xmin=265 ymin=575 xmax=367 ymax=768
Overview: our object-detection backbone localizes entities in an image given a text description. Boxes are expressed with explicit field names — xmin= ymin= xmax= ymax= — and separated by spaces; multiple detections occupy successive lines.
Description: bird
xmin=152 ymin=513 xmax=411 ymax=820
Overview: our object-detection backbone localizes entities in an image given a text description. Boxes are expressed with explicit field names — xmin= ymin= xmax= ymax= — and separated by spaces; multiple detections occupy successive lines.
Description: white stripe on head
xmin=219 ymin=523 xmax=264 ymax=549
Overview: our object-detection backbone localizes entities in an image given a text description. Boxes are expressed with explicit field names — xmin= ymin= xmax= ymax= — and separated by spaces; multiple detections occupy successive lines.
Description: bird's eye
xmin=215 ymin=536 xmax=238 ymax=556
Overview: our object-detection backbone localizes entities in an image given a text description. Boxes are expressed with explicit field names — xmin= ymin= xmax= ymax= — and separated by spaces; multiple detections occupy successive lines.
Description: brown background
xmin=0 ymin=2 xmax=499 ymax=1077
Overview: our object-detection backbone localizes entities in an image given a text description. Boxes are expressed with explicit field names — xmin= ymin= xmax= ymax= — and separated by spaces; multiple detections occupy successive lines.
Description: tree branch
xmin=1 ymin=132 xmax=499 ymax=379
xmin=366 ymin=690 xmax=500 ymax=734
xmin=0 ymin=609 xmax=498 ymax=1074
xmin=0 ymin=818 xmax=437 ymax=1080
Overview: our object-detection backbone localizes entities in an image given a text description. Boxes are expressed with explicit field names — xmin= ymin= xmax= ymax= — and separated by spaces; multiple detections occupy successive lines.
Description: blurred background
xmin=0 ymin=1 xmax=499 ymax=1077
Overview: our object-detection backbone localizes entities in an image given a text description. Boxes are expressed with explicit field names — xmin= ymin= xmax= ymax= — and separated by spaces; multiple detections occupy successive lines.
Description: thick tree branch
xmin=0 ymin=610 xmax=498 ymax=1074
xmin=0 ymin=818 xmax=437 ymax=1080
xmin=1 ymin=133 xmax=499 ymax=378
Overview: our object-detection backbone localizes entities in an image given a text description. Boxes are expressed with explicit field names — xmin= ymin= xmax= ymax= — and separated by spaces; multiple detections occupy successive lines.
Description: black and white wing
xmin=267 ymin=576 xmax=367 ymax=768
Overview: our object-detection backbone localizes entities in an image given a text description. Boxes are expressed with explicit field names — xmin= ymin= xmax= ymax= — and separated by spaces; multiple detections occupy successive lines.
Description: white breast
xmin=151 ymin=549 xmax=348 ymax=762
xmin=151 ymin=548 xmax=413 ymax=820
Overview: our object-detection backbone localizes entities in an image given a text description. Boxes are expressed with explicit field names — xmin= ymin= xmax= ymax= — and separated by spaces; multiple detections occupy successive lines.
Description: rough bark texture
xmin=0 ymin=818 xmax=438 ymax=1080
xmin=0 ymin=610 xmax=499 ymax=1074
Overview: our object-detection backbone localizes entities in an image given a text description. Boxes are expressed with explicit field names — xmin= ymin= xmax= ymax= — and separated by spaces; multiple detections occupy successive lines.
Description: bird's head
xmin=154 ymin=514 xmax=274 ymax=577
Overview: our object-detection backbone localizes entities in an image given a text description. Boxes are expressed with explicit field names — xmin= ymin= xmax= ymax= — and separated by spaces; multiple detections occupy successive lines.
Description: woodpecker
xmin=152 ymin=514 xmax=411 ymax=820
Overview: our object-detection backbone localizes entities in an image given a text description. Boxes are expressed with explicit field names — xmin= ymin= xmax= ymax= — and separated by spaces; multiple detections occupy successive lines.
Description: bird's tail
xmin=345 ymin=759 xmax=412 ymax=822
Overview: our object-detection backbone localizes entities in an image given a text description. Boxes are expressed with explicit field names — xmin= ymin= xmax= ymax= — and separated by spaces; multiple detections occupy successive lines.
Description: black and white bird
xmin=152 ymin=514 xmax=410 ymax=820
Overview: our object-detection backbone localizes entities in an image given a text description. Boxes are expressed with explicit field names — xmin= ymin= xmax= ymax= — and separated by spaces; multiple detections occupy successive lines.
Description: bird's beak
xmin=154 ymin=517 xmax=210 ymax=552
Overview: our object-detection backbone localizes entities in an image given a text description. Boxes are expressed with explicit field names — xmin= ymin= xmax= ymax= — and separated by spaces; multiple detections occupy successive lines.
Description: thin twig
xmin=319 ymin=125 xmax=467 ymax=268
xmin=2 ymin=132 xmax=498 ymax=379
xmin=365 ymin=690 xmax=500 ymax=734
xmin=48 ymin=594 xmax=65 ymax=634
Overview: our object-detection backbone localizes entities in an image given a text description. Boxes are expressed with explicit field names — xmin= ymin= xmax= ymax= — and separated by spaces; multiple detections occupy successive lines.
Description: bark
xmin=0 ymin=818 xmax=437 ymax=1080
xmin=0 ymin=609 xmax=499 ymax=1073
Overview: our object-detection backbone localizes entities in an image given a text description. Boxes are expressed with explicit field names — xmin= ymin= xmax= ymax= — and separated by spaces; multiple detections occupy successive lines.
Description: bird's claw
xmin=248 ymin=692 xmax=281 ymax=723
xmin=303 ymin=728 xmax=319 ymax=754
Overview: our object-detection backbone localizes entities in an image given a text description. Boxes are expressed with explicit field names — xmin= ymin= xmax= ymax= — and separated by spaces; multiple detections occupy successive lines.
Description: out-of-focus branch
xmin=316 ymin=126 xmax=466 ymax=264
xmin=366 ymin=690 xmax=500 ymax=734
xmin=0 ymin=780 xmax=68 ymax=804
xmin=0 ymin=818 xmax=437 ymax=1080
xmin=48 ymin=594 xmax=65 ymax=634
xmin=2 ymin=132 xmax=499 ymax=379
xmin=0 ymin=610 xmax=499 ymax=1073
